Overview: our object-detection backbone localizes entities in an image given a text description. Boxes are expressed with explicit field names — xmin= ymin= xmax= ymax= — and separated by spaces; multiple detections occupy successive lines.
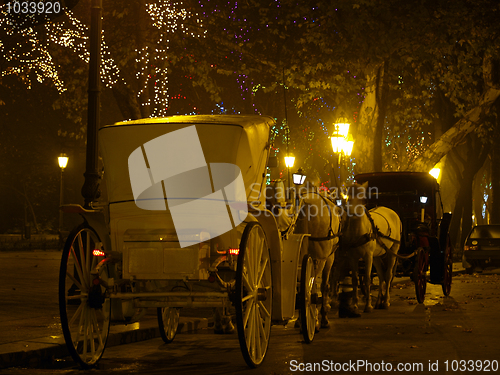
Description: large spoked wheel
xmin=157 ymin=307 xmax=180 ymax=343
xmin=235 ymin=222 xmax=272 ymax=368
xmin=414 ymin=247 xmax=428 ymax=304
xmin=299 ymin=254 xmax=316 ymax=344
xmin=59 ymin=224 xmax=110 ymax=369
xmin=442 ymin=235 xmax=453 ymax=296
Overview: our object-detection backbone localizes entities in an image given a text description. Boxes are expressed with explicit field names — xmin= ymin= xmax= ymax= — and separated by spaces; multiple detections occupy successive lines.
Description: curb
xmin=0 ymin=317 xmax=211 ymax=370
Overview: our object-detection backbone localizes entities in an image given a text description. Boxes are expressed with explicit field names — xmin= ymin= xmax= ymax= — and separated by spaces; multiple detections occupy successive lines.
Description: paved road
xmin=1 ymin=252 xmax=499 ymax=375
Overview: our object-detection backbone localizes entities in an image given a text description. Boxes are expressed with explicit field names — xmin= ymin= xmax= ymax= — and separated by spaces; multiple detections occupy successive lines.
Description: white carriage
xmin=59 ymin=115 xmax=317 ymax=368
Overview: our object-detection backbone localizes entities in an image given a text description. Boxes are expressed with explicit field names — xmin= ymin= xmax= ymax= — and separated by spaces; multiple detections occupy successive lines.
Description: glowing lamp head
xmin=429 ymin=168 xmax=440 ymax=180
xmin=420 ymin=196 xmax=428 ymax=204
xmin=284 ymin=155 xmax=295 ymax=168
xmin=333 ymin=117 xmax=350 ymax=137
xmin=331 ymin=134 xmax=346 ymax=154
xmin=58 ymin=153 xmax=69 ymax=169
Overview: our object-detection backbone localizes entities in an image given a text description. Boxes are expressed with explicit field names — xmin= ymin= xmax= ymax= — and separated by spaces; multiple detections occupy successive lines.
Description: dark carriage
xmin=354 ymin=172 xmax=453 ymax=303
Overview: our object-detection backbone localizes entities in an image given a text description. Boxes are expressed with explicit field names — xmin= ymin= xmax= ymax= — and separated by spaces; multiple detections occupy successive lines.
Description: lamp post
xmin=58 ymin=153 xmax=69 ymax=232
xmin=284 ymin=154 xmax=295 ymax=199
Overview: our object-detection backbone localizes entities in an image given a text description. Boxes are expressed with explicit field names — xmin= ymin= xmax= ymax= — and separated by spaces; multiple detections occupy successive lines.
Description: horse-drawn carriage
xmin=353 ymin=172 xmax=453 ymax=303
xmin=59 ymin=115 xmax=319 ymax=369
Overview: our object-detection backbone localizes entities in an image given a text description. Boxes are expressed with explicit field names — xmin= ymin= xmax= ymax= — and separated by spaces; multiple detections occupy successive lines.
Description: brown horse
xmin=338 ymin=182 xmax=401 ymax=312
xmin=295 ymin=175 xmax=342 ymax=328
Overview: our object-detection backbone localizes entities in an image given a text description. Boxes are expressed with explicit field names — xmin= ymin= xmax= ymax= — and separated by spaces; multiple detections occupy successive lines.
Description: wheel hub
xmin=257 ymin=287 xmax=268 ymax=301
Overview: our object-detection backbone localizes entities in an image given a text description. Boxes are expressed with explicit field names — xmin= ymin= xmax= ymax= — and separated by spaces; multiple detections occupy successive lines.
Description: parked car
xmin=462 ymin=224 xmax=500 ymax=274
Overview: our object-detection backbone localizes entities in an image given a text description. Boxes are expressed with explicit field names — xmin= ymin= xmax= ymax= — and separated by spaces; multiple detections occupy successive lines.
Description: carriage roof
xmin=354 ymin=172 xmax=442 ymax=224
xmin=354 ymin=172 xmax=439 ymax=197
xmin=110 ymin=114 xmax=273 ymax=129
xmin=99 ymin=114 xmax=274 ymax=205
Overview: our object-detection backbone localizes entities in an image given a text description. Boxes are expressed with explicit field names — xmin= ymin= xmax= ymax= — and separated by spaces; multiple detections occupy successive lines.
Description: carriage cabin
xmin=354 ymin=172 xmax=445 ymax=256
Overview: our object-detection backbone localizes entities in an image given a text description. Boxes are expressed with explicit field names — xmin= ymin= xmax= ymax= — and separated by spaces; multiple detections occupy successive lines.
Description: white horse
xmin=339 ymin=181 xmax=401 ymax=312
xmin=295 ymin=175 xmax=342 ymax=328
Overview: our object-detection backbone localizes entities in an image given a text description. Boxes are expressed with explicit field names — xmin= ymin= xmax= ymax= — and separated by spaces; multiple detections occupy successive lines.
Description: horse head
xmin=345 ymin=181 xmax=369 ymax=218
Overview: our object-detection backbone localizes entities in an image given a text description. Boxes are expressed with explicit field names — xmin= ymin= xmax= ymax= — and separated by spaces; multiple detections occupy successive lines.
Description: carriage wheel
xmin=413 ymin=248 xmax=428 ymax=304
xmin=157 ymin=307 xmax=180 ymax=343
xmin=59 ymin=224 xmax=110 ymax=369
xmin=235 ymin=222 xmax=272 ymax=368
xmin=442 ymin=235 xmax=453 ymax=296
xmin=299 ymin=254 xmax=316 ymax=343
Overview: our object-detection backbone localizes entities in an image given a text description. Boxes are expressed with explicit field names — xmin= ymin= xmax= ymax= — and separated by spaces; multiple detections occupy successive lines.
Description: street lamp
xmin=58 ymin=153 xmax=69 ymax=232
xmin=330 ymin=115 xmax=353 ymax=189
xmin=429 ymin=167 xmax=440 ymax=180
xmin=284 ymin=154 xmax=295 ymax=199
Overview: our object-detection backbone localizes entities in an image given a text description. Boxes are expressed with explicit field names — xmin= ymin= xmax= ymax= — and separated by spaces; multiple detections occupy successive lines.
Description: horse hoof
xmin=339 ymin=307 xmax=361 ymax=318
xmin=224 ymin=321 xmax=235 ymax=334
xmin=294 ymin=319 xmax=301 ymax=329
xmin=321 ymin=317 xmax=330 ymax=328
xmin=364 ymin=306 xmax=373 ymax=313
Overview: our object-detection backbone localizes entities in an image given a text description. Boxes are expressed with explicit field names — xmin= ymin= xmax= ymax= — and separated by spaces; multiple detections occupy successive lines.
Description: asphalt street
xmin=1 ymin=250 xmax=499 ymax=374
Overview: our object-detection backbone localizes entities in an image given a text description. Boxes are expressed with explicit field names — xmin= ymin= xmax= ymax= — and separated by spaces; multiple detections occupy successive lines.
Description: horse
xmin=294 ymin=174 xmax=342 ymax=328
xmin=338 ymin=181 xmax=401 ymax=312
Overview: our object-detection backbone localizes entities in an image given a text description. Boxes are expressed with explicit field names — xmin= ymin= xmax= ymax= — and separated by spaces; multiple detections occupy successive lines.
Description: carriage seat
xmin=265 ymin=180 xmax=294 ymax=233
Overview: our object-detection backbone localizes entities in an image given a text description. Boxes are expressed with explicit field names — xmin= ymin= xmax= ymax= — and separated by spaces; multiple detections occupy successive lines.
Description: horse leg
xmin=350 ymin=257 xmax=360 ymax=309
xmin=329 ymin=255 xmax=347 ymax=309
xmin=313 ymin=258 xmax=326 ymax=330
xmin=329 ymin=262 xmax=340 ymax=309
xmin=320 ymin=254 xmax=334 ymax=328
xmin=372 ymin=257 xmax=386 ymax=309
xmin=383 ymin=252 xmax=398 ymax=309
xmin=362 ymin=255 xmax=374 ymax=312
xmin=338 ymin=256 xmax=361 ymax=318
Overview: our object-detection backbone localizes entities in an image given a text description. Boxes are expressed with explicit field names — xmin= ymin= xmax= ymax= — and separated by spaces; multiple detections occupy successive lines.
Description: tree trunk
xmin=490 ymin=99 xmax=500 ymax=224
xmin=353 ymin=62 xmax=383 ymax=174
xmin=409 ymin=56 xmax=500 ymax=172
xmin=447 ymin=135 xmax=489 ymax=249
xmin=374 ymin=61 xmax=390 ymax=172
xmin=111 ymin=83 xmax=142 ymax=120
xmin=491 ymin=145 xmax=500 ymax=224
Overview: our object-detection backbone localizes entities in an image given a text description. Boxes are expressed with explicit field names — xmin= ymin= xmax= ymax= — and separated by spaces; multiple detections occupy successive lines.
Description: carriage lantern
xmin=292 ymin=168 xmax=306 ymax=185
xmin=420 ymin=194 xmax=428 ymax=223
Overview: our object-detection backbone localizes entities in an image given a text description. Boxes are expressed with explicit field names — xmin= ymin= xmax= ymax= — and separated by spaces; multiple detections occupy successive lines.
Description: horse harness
xmin=346 ymin=206 xmax=400 ymax=253
xmin=299 ymin=191 xmax=341 ymax=243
